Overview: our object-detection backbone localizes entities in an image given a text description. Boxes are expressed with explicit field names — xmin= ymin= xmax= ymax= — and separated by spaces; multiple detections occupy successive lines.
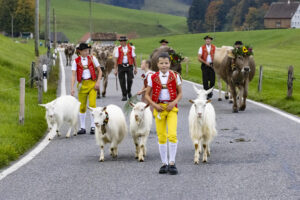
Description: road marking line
xmin=184 ymin=79 xmax=300 ymax=124
xmin=0 ymin=50 xmax=65 ymax=181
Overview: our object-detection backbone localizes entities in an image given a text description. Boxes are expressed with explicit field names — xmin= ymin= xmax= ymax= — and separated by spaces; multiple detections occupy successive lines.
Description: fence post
xmin=287 ymin=65 xmax=294 ymax=98
xmin=19 ymin=78 xmax=25 ymax=125
xmin=258 ymin=65 xmax=263 ymax=92
xmin=30 ymin=61 xmax=35 ymax=88
xmin=186 ymin=61 xmax=189 ymax=75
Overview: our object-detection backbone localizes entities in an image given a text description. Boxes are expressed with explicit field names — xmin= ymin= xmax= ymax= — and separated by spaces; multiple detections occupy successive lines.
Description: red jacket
xmin=75 ymin=56 xmax=97 ymax=82
xmin=117 ymin=44 xmax=134 ymax=65
xmin=201 ymin=44 xmax=216 ymax=62
xmin=151 ymin=71 xmax=177 ymax=104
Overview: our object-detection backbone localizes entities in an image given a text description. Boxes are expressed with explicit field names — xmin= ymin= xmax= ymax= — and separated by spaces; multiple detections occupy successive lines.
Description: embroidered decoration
xmin=101 ymin=110 xmax=109 ymax=135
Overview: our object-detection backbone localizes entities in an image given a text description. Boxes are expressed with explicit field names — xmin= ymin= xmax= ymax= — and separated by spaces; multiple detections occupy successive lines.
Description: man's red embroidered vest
xmin=75 ymin=56 xmax=97 ymax=82
xmin=143 ymin=72 xmax=154 ymax=88
xmin=117 ymin=44 xmax=134 ymax=65
xmin=201 ymin=44 xmax=216 ymax=62
xmin=151 ymin=71 xmax=177 ymax=103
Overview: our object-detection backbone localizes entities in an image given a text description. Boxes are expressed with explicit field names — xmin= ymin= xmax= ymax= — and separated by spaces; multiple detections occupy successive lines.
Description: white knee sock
xmin=79 ymin=113 xmax=86 ymax=129
xmin=158 ymin=143 xmax=168 ymax=165
xmin=90 ymin=111 xmax=95 ymax=128
xmin=169 ymin=142 xmax=178 ymax=164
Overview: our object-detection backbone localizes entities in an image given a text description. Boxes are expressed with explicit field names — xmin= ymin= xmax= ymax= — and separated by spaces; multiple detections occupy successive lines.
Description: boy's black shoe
xmin=168 ymin=164 xmax=178 ymax=175
xmin=77 ymin=128 xmax=86 ymax=135
xmin=90 ymin=127 xmax=95 ymax=135
xmin=159 ymin=164 xmax=168 ymax=174
xmin=128 ymin=93 xmax=132 ymax=99
xmin=121 ymin=96 xmax=127 ymax=101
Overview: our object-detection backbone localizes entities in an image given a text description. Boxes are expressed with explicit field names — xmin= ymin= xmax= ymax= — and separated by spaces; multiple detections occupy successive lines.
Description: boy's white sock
xmin=79 ymin=113 xmax=86 ymax=129
xmin=169 ymin=142 xmax=178 ymax=164
xmin=90 ymin=111 xmax=95 ymax=128
xmin=159 ymin=143 xmax=168 ymax=165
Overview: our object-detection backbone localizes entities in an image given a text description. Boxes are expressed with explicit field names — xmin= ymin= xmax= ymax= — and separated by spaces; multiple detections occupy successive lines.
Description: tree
xmin=204 ymin=0 xmax=224 ymax=32
xmin=0 ymin=0 xmax=18 ymax=34
xmin=187 ymin=0 xmax=210 ymax=33
xmin=14 ymin=0 xmax=35 ymax=33
xmin=243 ymin=3 xmax=269 ymax=30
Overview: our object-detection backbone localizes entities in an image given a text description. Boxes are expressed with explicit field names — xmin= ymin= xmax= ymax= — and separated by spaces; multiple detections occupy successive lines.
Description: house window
xmin=276 ymin=21 xmax=281 ymax=28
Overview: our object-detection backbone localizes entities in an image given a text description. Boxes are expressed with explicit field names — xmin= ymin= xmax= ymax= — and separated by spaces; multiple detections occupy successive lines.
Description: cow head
xmin=189 ymin=99 xmax=212 ymax=119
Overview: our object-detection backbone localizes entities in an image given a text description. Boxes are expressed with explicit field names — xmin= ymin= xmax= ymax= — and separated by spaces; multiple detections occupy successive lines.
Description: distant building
xmin=21 ymin=32 xmax=33 ymax=39
xmin=91 ymin=32 xmax=117 ymax=46
xmin=264 ymin=1 xmax=300 ymax=29
xmin=50 ymin=32 xmax=69 ymax=43
xmin=79 ymin=32 xmax=91 ymax=43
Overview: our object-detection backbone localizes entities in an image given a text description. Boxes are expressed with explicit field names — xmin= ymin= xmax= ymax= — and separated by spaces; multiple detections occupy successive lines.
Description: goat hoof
xmin=218 ymin=98 xmax=222 ymax=101
xmin=99 ymin=159 xmax=104 ymax=162
xmin=135 ymin=156 xmax=138 ymax=159
xmin=139 ymin=158 xmax=144 ymax=162
xmin=202 ymin=159 xmax=207 ymax=163
xmin=194 ymin=160 xmax=199 ymax=165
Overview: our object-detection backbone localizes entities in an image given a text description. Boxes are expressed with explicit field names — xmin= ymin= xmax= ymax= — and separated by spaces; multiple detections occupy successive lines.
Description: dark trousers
xmin=201 ymin=63 xmax=215 ymax=90
xmin=118 ymin=64 xmax=134 ymax=97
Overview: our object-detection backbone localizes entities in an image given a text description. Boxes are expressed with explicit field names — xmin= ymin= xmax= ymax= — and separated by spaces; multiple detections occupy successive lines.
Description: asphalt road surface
xmin=0 ymin=52 xmax=300 ymax=200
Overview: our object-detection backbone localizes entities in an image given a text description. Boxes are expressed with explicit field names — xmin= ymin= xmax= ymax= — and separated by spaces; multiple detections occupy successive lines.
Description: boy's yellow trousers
xmin=78 ymin=80 xmax=97 ymax=113
xmin=153 ymin=103 xmax=178 ymax=144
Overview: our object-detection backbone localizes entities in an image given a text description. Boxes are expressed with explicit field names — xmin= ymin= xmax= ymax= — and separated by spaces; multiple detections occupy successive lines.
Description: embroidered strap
xmin=101 ymin=111 xmax=109 ymax=135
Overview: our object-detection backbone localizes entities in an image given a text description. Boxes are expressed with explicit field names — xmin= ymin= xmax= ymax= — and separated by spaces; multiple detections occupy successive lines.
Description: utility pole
xmin=53 ymin=8 xmax=57 ymax=49
xmin=45 ymin=0 xmax=50 ymax=48
xmin=11 ymin=14 xmax=14 ymax=38
xmin=89 ymin=0 xmax=92 ymax=40
xmin=35 ymin=0 xmax=39 ymax=57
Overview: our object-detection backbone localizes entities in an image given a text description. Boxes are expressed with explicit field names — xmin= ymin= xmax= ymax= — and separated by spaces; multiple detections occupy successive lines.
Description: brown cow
xmin=214 ymin=46 xmax=255 ymax=113
xmin=150 ymin=46 xmax=182 ymax=74
xmin=64 ymin=44 xmax=75 ymax=66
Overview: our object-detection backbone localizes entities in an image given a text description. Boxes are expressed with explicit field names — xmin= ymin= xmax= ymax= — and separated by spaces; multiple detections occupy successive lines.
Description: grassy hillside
xmin=132 ymin=29 xmax=300 ymax=116
xmin=39 ymin=0 xmax=188 ymax=42
xmin=0 ymin=36 xmax=57 ymax=168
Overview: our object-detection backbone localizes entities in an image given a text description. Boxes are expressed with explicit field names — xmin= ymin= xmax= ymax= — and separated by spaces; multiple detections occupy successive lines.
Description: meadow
xmin=132 ymin=29 xmax=300 ymax=116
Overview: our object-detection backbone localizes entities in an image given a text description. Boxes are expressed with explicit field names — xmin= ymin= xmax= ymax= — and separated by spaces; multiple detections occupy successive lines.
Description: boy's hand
xmin=114 ymin=68 xmax=118 ymax=76
xmin=166 ymin=101 xmax=176 ymax=111
xmin=137 ymin=90 xmax=143 ymax=95
xmin=154 ymin=104 xmax=164 ymax=112
xmin=94 ymin=81 xmax=100 ymax=90
xmin=71 ymin=88 xmax=75 ymax=96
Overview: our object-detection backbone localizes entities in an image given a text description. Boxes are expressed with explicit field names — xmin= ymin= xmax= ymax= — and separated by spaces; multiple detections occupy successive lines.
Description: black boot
xmin=168 ymin=164 xmax=178 ymax=175
xmin=90 ymin=127 xmax=95 ymax=135
xmin=159 ymin=164 xmax=168 ymax=174
xmin=77 ymin=128 xmax=86 ymax=135
xmin=121 ymin=96 xmax=127 ymax=101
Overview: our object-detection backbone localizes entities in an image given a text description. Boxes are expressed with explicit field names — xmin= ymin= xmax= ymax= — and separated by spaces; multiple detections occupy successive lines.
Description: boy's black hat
xmin=76 ymin=43 xmax=91 ymax=50
xmin=119 ymin=36 xmax=128 ymax=41
xmin=234 ymin=41 xmax=243 ymax=45
xmin=159 ymin=39 xmax=169 ymax=44
xmin=203 ymin=35 xmax=213 ymax=40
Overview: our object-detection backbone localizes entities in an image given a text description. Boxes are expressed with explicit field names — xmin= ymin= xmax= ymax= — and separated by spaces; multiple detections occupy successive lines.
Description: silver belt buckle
xmin=123 ymin=63 xmax=129 ymax=67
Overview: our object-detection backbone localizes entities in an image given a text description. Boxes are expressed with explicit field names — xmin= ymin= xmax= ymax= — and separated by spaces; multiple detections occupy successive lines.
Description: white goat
xmin=89 ymin=105 xmax=127 ymax=162
xmin=39 ymin=95 xmax=80 ymax=140
xmin=129 ymin=102 xmax=152 ymax=162
xmin=189 ymin=90 xmax=217 ymax=163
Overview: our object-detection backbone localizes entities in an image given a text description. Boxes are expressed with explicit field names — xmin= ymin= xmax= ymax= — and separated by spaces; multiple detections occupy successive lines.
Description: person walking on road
xmin=114 ymin=36 xmax=137 ymax=101
xmin=145 ymin=52 xmax=183 ymax=175
xmin=71 ymin=43 xmax=102 ymax=135
xmin=198 ymin=35 xmax=216 ymax=99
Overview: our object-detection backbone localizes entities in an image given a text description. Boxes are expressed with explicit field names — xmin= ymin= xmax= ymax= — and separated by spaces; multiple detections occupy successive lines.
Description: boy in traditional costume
xmin=145 ymin=52 xmax=182 ymax=175
xmin=71 ymin=43 xmax=102 ymax=135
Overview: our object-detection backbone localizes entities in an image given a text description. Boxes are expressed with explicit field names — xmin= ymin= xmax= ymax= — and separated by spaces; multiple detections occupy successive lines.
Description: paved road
xmin=0 ymin=52 xmax=300 ymax=200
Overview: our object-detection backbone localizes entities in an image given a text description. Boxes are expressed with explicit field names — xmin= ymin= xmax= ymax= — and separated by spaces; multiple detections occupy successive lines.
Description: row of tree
xmin=0 ymin=0 xmax=35 ymax=36
xmin=187 ymin=0 xmax=284 ymax=33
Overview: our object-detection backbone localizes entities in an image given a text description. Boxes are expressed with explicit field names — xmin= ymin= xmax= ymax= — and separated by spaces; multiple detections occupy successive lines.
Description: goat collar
xmin=101 ymin=111 xmax=109 ymax=134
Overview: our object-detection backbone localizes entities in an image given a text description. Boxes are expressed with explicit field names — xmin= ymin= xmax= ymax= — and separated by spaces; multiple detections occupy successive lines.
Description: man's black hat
xmin=119 ymin=36 xmax=128 ymax=41
xmin=159 ymin=39 xmax=169 ymax=44
xmin=234 ymin=41 xmax=243 ymax=45
xmin=76 ymin=43 xmax=91 ymax=50
xmin=203 ymin=35 xmax=213 ymax=40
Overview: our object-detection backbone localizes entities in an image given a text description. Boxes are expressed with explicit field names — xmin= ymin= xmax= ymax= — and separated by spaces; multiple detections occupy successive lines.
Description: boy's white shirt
xmin=147 ymin=70 xmax=181 ymax=101
xmin=71 ymin=56 xmax=100 ymax=80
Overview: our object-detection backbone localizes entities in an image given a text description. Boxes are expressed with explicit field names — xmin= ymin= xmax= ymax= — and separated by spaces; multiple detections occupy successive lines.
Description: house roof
xmin=264 ymin=2 xmax=300 ymax=19
xmin=79 ymin=32 xmax=91 ymax=43
xmin=91 ymin=32 xmax=117 ymax=41
xmin=50 ymin=32 xmax=69 ymax=42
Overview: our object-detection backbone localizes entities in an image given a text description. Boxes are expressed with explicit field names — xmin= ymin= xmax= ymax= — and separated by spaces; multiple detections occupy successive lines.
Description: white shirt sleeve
xmin=176 ymin=74 xmax=182 ymax=86
xmin=147 ymin=74 xmax=152 ymax=87
xmin=198 ymin=47 xmax=203 ymax=55
xmin=71 ymin=60 xmax=77 ymax=71
xmin=92 ymin=56 xmax=100 ymax=68
xmin=114 ymin=48 xmax=119 ymax=58
xmin=132 ymin=48 xmax=136 ymax=58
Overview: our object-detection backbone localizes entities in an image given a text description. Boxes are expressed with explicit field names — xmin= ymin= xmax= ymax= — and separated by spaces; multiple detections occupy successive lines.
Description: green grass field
xmin=39 ymin=0 xmax=188 ymax=42
xmin=132 ymin=29 xmax=300 ymax=116
xmin=0 ymin=35 xmax=58 ymax=168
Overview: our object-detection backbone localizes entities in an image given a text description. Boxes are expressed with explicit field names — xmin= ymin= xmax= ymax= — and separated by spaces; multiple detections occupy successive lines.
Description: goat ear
xmin=38 ymin=104 xmax=48 ymax=108
xmin=205 ymin=87 xmax=214 ymax=95
xmin=193 ymin=84 xmax=201 ymax=95
xmin=206 ymin=99 xmax=212 ymax=104
xmin=102 ymin=106 xmax=107 ymax=111
xmin=144 ymin=104 xmax=150 ymax=109
xmin=189 ymin=100 xmax=194 ymax=104
xmin=129 ymin=102 xmax=135 ymax=108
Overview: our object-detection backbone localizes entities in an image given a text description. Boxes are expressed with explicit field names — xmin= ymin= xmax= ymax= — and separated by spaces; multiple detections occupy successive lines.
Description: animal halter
xmin=101 ymin=111 xmax=109 ymax=134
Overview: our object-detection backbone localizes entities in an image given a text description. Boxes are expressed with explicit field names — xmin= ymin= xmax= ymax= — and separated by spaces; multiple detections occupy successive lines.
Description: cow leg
xmin=102 ymin=75 xmax=108 ymax=97
xmin=230 ymin=85 xmax=238 ymax=113
xmin=240 ymin=79 xmax=249 ymax=111
xmin=217 ymin=75 xmax=222 ymax=101
xmin=225 ymin=83 xmax=229 ymax=100
xmin=238 ymin=86 xmax=244 ymax=110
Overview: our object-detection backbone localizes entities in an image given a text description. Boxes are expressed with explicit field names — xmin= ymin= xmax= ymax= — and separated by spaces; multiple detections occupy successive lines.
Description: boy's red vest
xmin=201 ymin=44 xmax=216 ymax=62
xmin=75 ymin=56 xmax=97 ymax=82
xmin=151 ymin=71 xmax=177 ymax=103
xmin=117 ymin=44 xmax=134 ymax=65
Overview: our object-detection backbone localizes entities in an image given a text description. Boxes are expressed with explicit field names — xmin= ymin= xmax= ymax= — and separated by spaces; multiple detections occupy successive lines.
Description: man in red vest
xmin=114 ymin=36 xmax=137 ymax=101
xmin=71 ymin=43 xmax=102 ymax=135
xmin=198 ymin=35 xmax=216 ymax=99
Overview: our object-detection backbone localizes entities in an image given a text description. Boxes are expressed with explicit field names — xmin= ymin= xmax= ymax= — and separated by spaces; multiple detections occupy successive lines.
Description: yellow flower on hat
xmin=170 ymin=55 xmax=173 ymax=60
xmin=243 ymin=46 xmax=248 ymax=53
